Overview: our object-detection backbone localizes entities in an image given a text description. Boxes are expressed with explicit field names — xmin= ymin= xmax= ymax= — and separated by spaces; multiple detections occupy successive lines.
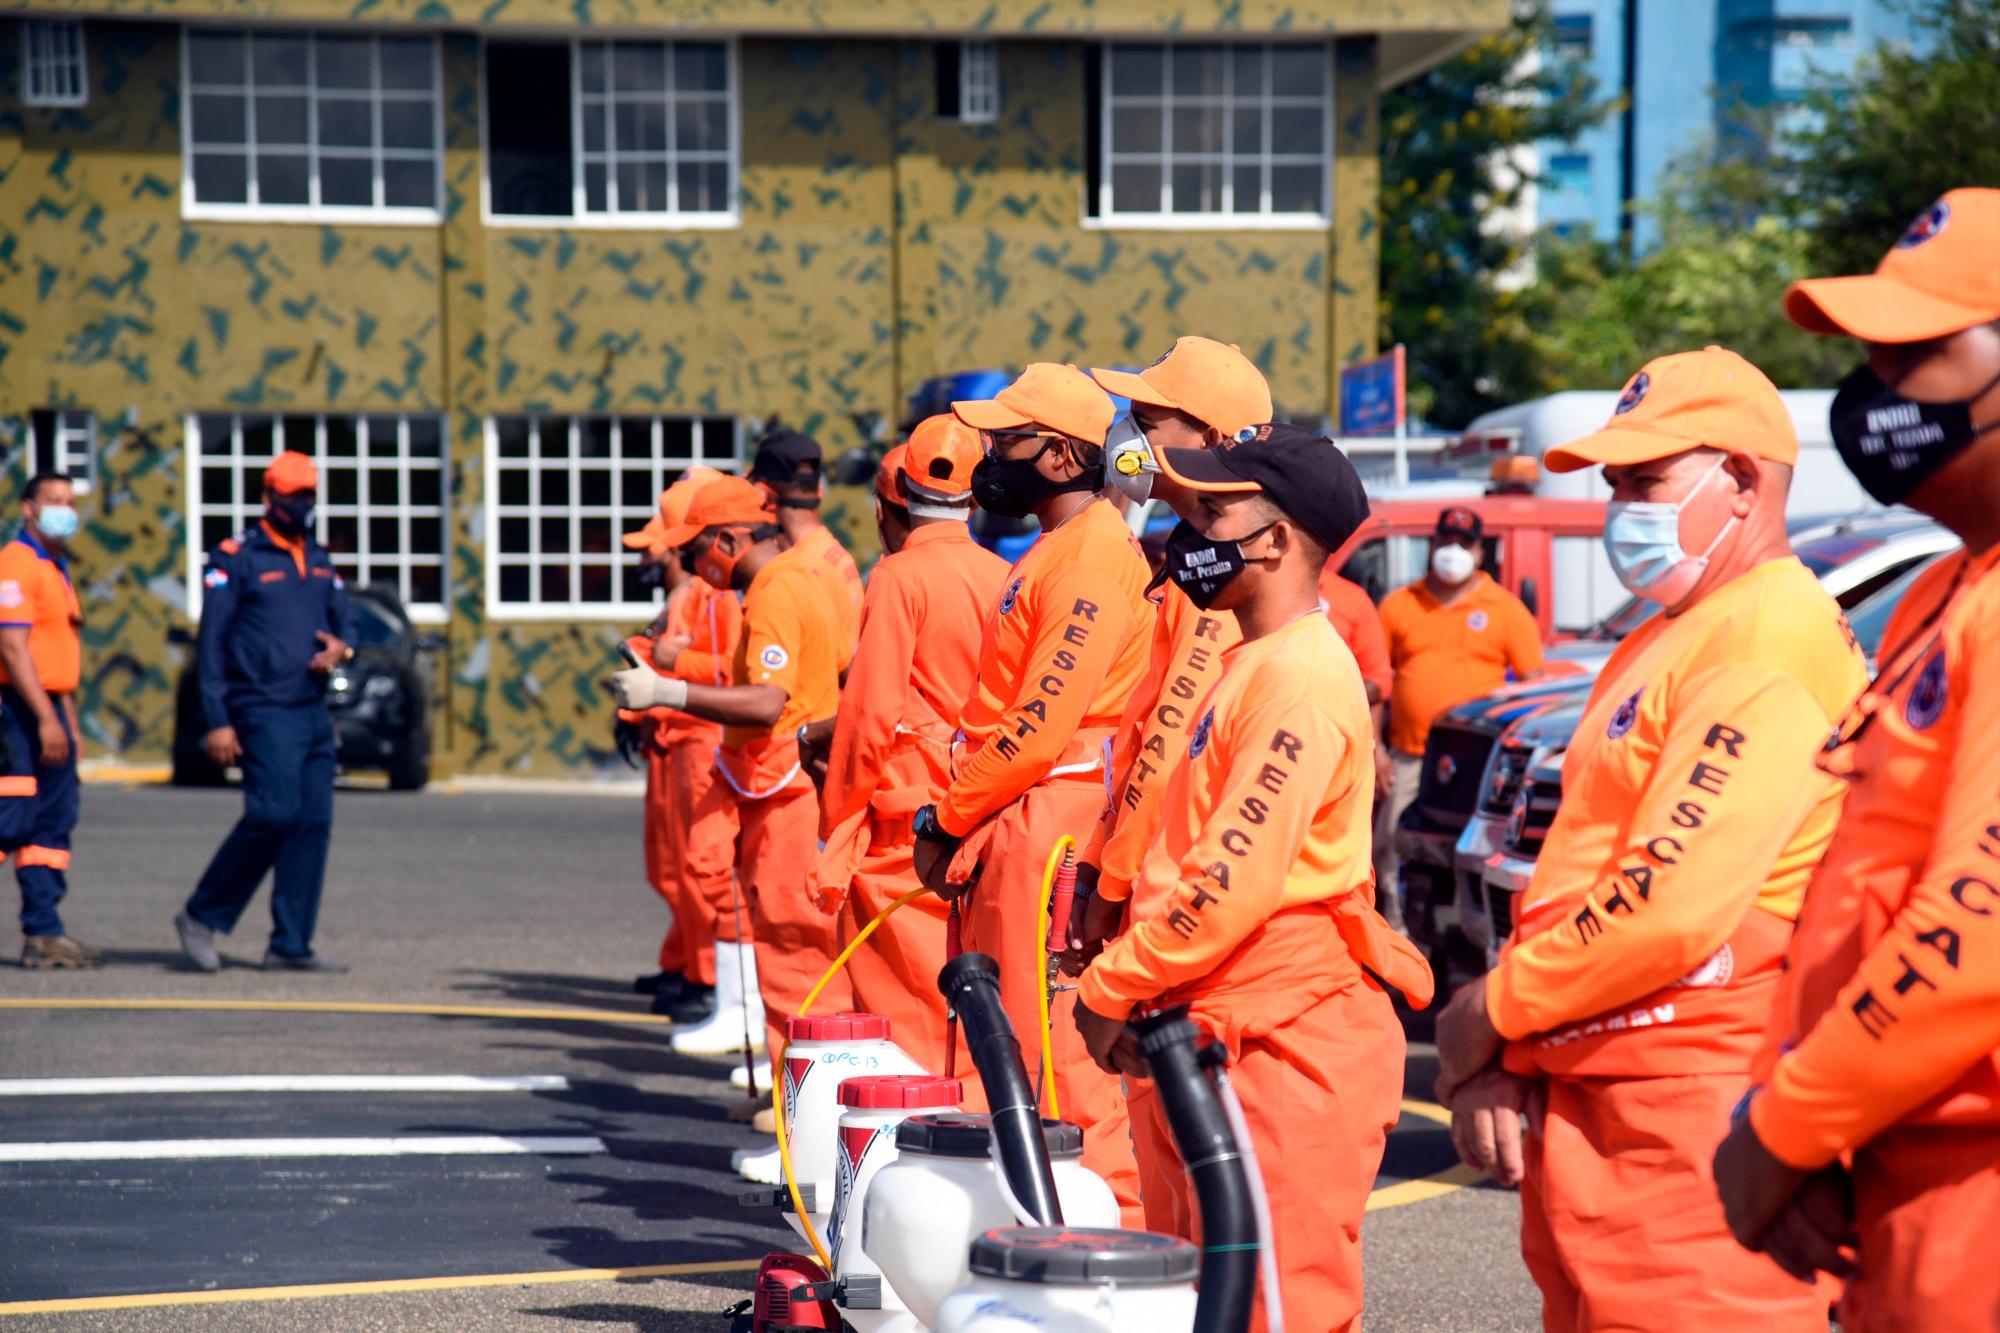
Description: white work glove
xmin=613 ymin=665 xmax=688 ymax=711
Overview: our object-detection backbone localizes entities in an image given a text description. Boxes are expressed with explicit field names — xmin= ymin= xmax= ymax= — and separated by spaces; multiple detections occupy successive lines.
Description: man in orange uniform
xmin=618 ymin=469 xmax=741 ymax=1021
xmin=1376 ymin=507 xmax=1542 ymax=932
xmin=1075 ymin=424 xmax=1432 ymax=1332
xmin=815 ymin=419 xmax=1008 ymax=1081
xmin=612 ymin=476 xmax=853 ymax=1081
xmin=749 ymin=430 xmax=862 ymax=675
xmin=1318 ymin=562 xmax=1396 ymax=824
xmin=1714 ymin=188 xmax=2000 ymax=1333
xmin=909 ymin=363 xmax=1153 ymax=1217
xmin=1433 ymin=348 xmax=1869 ymax=1331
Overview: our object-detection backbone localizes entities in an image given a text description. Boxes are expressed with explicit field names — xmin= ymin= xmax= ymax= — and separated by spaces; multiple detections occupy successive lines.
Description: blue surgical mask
xmin=1603 ymin=457 xmax=1738 ymax=606
xmin=33 ymin=504 xmax=79 ymax=542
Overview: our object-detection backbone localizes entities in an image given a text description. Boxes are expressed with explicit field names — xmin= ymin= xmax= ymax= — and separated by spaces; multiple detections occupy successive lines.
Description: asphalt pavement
xmin=0 ymin=782 xmax=1541 ymax=1331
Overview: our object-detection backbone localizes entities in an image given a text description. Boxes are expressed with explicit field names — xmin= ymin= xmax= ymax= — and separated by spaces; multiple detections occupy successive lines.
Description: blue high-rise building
xmin=1537 ymin=0 xmax=1925 ymax=248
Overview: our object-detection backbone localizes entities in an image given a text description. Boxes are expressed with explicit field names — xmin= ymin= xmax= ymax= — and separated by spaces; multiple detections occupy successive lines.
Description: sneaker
xmin=734 ymin=1143 xmax=783 ymax=1184
xmin=656 ymin=983 xmax=714 ymax=1021
xmin=175 ymin=912 xmax=221 ymax=973
xmin=262 ymin=949 xmax=349 ymax=973
xmin=21 ymin=935 xmax=103 ymax=969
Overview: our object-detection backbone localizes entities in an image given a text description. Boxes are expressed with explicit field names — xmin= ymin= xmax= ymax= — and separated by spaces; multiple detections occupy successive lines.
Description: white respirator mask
xmin=1430 ymin=543 xmax=1477 ymax=585
xmin=1102 ymin=414 xmax=1158 ymax=506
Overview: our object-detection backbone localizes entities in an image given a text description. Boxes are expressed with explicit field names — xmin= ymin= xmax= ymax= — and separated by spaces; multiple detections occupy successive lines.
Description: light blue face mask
xmin=1603 ymin=456 xmax=1738 ymax=606
xmin=33 ymin=504 xmax=80 ymax=542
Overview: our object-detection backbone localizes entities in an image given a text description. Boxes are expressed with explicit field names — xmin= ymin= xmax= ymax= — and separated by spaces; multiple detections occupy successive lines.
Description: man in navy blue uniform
xmin=175 ymin=451 xmax=357 ymax=973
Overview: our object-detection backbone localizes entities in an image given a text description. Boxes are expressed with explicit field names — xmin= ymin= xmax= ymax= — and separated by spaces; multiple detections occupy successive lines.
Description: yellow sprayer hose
xmin=771 ymin=837 xmax=1075 ymax=1272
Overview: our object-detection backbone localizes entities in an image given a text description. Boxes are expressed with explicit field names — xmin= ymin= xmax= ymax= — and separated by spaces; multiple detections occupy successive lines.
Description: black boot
xmin=635 ymin=971 xmax=688 ymax=1002
xmin=660 ymin=983 xmax=715 ymax=1022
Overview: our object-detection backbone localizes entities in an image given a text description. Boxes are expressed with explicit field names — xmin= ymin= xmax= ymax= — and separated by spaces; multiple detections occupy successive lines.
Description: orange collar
xmin=260 ymin=519 xmax=307 ymax=576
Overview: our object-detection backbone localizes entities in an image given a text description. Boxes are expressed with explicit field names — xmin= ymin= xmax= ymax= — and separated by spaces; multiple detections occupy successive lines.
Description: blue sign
xmin=1339 ymin=346 xmax=1405 ymax=436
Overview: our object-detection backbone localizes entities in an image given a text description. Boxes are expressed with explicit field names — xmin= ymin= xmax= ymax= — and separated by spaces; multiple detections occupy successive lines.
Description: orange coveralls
xmin=937 ymin=499 xmax=1153 ymax=1217
xmin=1750 ymin=546 xmax=2000 ymax=1333
xmin=1484 ymin=557 xmax=1867 ymax=1332
xmin=817 ymin=522 xmax=1009 ymax=1081
xmin=790 ymin=524 xmax=864 ymax=675
xmin=1079 ymin=613 xmax=1432 ymax=1333
xmin=697 ymin=544 xmax=854 ymax=1072
xmin=629 ymin=576 xmax=742 ymax=984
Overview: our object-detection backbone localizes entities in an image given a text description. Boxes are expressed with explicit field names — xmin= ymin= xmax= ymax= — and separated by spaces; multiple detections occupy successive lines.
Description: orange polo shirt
xmin=791 ymin=523 xmax=864 ymax=675
xmin=0 ymin=534 xmax=82 ymax=693
xmin=1318 ymin=567 xmax=1392 ymax=700
xmin=1079 ymin=612 xmax=1417 ymax=1019
xmin=1379 ymin=573 xmax=1541 ymax=755
xmin=720 ymin=549 xmax=844 ymax=796
xmin=1085 ymin=583 xmax=1240 ymax=902
xmin=1752 ymin=545 xmax=2000 ymax=1171
xmin=937 ymin=499 xmax=1153 ymax=837
xmin=1485 ymin=557 xmax=1867 ymax=1075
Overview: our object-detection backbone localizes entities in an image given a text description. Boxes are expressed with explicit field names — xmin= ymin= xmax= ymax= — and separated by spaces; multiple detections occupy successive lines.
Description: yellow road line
xmin=1399 ymin=1096 xmax=1453 ymax=1127
xmin=0 ymin=1258 xmax=763 ymax=1317
xmin=1366 ymin=1162 xmax=1486 ymax=1211
xmin=0 ymin=998 xmax=669 ymax=1025
xmin=76 ymin=764 xmax=173 ymax=786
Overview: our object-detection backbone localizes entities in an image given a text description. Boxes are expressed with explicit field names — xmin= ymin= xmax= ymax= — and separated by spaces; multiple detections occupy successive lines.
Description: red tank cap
xmin=786 ymin=1012 xmax=891 ymax=1042
xmin=838 ymin=1075 xmax=964 ymax=1110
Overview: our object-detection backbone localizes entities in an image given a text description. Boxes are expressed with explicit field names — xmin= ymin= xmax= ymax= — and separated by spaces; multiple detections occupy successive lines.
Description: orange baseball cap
xmin=659 ymin=474 xmax=774 ymax=549
xmin=1786 ymin=189 xmax=2000 ymax=343
xmin=624 ymin=466 xmax=725 ymax=551
xmin=901 ymin=413 xmax=981 ymax=502
xmin=1544 ymin=346 xmax=1799 ymax=473
xmin=1089 ymin=337 xmax=1273 ymax=436
xmin=953 ymin=363 xmax=1116 ymax=446
xmin=264 ymin=451 xmax=318 ymax=494
xmin=874 ymin=444 xmax=910 ymax=508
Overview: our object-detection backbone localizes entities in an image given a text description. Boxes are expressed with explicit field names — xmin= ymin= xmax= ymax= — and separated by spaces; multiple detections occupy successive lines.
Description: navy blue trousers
xmin=185 ymin=704 xmax=336 ymax=959
xmin=0 ymin=687 xmax=80 ymax=938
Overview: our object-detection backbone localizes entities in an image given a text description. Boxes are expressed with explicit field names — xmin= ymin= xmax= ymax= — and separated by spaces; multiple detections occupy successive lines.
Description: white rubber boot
xmin=729 ymin=1060 xmax=774 ymax=1093
xmin=734 ymin=1142 xmax=783 ymax=1184
xmin=672 ymin=941 xmax=766 ymax=1056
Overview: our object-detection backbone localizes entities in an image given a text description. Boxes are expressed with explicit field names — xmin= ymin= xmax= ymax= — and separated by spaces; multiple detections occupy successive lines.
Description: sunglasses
xmin=981 ymin=428 xmax=1067 ymax=457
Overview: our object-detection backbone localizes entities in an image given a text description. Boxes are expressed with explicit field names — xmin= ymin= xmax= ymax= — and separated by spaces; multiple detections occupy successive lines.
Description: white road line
xmin=0 ymin=1075 xmax=570 ymax=1097
xmin=0 ymin=1136 xmax=605 ymax=1163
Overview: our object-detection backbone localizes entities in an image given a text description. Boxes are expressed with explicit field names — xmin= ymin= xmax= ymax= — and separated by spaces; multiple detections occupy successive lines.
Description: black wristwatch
xmin=912 ymin=803 xmax=960 ymax=852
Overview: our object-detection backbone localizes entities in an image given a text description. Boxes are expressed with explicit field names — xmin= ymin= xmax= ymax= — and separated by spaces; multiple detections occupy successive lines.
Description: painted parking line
xmin=0 ymin=1074 xmax=570 ymax=1096
xmin=0 ymin=1135 xmax=606 ymax=1163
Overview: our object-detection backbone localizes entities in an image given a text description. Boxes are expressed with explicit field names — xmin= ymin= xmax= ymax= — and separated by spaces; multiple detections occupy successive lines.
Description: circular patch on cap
xmin=1614 ymin=372 xmax=1650 ymax=415
xmin=760 ymin=644 xmax=789 ymax=670
xmin=1896 ymin=199 xmax=1950 ymax=249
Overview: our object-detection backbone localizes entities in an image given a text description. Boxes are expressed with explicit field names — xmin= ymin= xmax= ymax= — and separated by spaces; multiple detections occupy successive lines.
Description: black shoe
xmin=633 ymin=970 xmax=673 ymax=995
xmin=262 ymin=949 xmax=349 ymax=973
xmin=660 ymin=984 xmax=715 ymax=1023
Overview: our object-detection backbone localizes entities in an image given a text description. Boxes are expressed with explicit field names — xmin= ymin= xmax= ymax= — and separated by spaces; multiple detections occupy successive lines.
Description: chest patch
xmin=1607 ymin=688 xmax=1643 ymax=739
xmin=1188 ymin=708 xmax=1214 ymax=759
xmin=1466 ymin=608 xmax=1488 ymax=632
xmin=1904 ymin=650 xmax=1947 ymax=730
xmin=998 ymin=577 xmax=1024 ymax=616
xmin=760 ymin=644 xmax=789 ymax=671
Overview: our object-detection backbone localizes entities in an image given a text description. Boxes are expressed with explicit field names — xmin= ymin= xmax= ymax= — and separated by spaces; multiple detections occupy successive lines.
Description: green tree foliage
xmin=1378 ymin=4 xmax=1610 ymax=427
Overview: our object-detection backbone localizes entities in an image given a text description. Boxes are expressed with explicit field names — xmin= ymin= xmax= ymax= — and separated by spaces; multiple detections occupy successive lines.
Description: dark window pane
xmin=621 ymin=470 xmax=655 ymax=506
xmin=487 ymin=43 xmax=575 ymax=217
xmin=1271 ymin=105 xmax=1322 ymax=154
xmin=242 ymin=416 xmax=277 ymax=456
xmin=382 ymin=99 xmax=433 ymax=150
xmin=617 ymin=418 xmax=655 ymax=457
xmin=188 ymin=31 xmax=247 ymax=87
xmin=1231 ymin=164 xmax=1262 ymax=212
xmin=935 ymin=41 xmax=962 ymax=118
xmin=368 ymin=469 xmax=400 ymax=505
xmin=192 ymin=153 xmax=248 ymax=204
xmin=634 ymin=101 xmax=667 ymax=154
xmin=499 ymin=564 xmax=529 ymax=602
xmin=201 ymin=467 xmax=234 ymax=505
xmin=1171 ymin=160 xmax=1222 ymax=213
xmin=675 ymin=43 xmax=727 ymax=93
xmin=319 ymin=96 xmax=373 ymax=149
xmin=252 ymin=35 xmax=309 ymax=87
xmin=579 ymin=517 xmax=612 ymax=554
xmin=1230 ymin=47 xmax=1265 ymax=98
xmin=409 ymin=563 xmax=443 ymax=604
xmin=410 ymin=516 xmax=442 ymax=555
xmin=613 ymin=42 xmax=665 ymax=94
xmin=1270 ymin=45 xmax=1325 ymax=96
xmin=621 ymin=564 xmax=652 ymax=602
xmin=365 ymin=418 xmax=400 ymax=455
xmin=584 ymin=161 xmax=608 ymax=212
xmin=315 ymin=35 xmax=370 ymax=90
xmin=325 ymin=513 xmax=359 ymax=555
xmin=1170 ymin=46 xmax=1223 ymax=95
xmin=1171 ymin=104 xmax=1222 ymax=153
xmin=369 ymin=516 xmax=400 ymax=552
xmin=326 ymin=467 xmax=358 ymax=505
xmin=580 ymin=470 xmax=611 ymax=506
xmin=1111 ymin=106 xmax=1160 ymax=154
xmin=579 ymin=418 xmax=613 ymax=458
xmin=661 ymin=418 xmax=695 ymax=458
xmin=578 ymin=43 xmax=605 ymax=95
xmin=410 ymin=468 xmax=442 ymax=506
xmin=365 ymin=565 xmax=398 ymax=591
xmin=539 ymin=470 xmax=570 ymax=505
xmin=203 ymin=516 xmax=236 ymax=551
xmin=198 ymin=416 xmax=235 ymax=454
xmin=498 ymin=469 xmax=529 ymax=505
xmin=384 ymin=159 xmax=433 ymax=209
xmin=539 ymin=564 xmax=570 ymax=602
xmin=495 ymin=416 xmax=531 ymax=457
xmin=578 ymin=563 xmax=613 ymax=603
xmin=1270 ymin=164 xmax=1321 ymax=213
xmin=676 ymin=98 xmax=727 ymax=153
xmin=1231 ymin=104 xmax=1262 ymax=154
xmin=320 ymin=157 xmax=373 ymax=207
xmin=499 ymin=516 xmax=530 ymax=552
xmin=255 ymin=94 xmax=308 ymax=145
xmin=1111 ymin=162 xmax=1161 ymax=213
xmin=190 ymin=93 xmax=246 ymax=144
xmin=699 ymin=418 xmax=735 ymax=460
xmin=539 ymin=516 xmax=570 ymax=554
xmin=406 ymin=417 xmax=442 ymax=457
xmin=581 ymin=99 xmax=606 ymax=152
xmin=540 ymin=417 xmax=571 ymax=456
xmin=676 ymin=160 xmax=726 ymax=212
xmin=1112 ymin=45 xmax=1162 ymax=96
xmin=379 ymin=38 xmax=433 ymax=92
xmin=324 ymin=417 xmax=357 ymax=456
xmin=256 ymin=153 xmax=309 ymax=205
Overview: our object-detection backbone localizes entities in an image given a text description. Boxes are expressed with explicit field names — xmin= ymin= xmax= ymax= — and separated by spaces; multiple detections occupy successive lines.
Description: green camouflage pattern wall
xmin=0 ymin=12 xmax=1429 ymax=777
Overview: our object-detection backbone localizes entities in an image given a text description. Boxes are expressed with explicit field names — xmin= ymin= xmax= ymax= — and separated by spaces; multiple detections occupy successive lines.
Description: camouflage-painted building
xmin=0 ymin=0 xmax=1501 ymax=778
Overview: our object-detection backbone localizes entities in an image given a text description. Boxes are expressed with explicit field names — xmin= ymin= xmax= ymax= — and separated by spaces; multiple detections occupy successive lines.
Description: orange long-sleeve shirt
xmin=819 ymin=522 xmax=1010 ymax=844
xmin=790 ymin=524 xmax=864 ymax=675
xmin=1486 ymin=557 xmax=1867 ymax=1071
xmin=1079 ymin=613 xmax=1395 ymax=1019
xmin=1751 ymin=545 xmax=2000 ymax=1171
xmin=936 ymin=500 xmax=1153 ymax=837
xmin=1083 ymin=584 xmax=1241 ymax=902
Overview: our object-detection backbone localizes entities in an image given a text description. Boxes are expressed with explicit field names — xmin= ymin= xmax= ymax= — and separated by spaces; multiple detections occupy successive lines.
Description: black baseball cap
xmin=1434 ymin=506 xmax=1483 ymax=545
xmin=1158 ymin=423 xmax=1370 ymax=553
xmin=749 ymin=429 xmax=822 ymax=484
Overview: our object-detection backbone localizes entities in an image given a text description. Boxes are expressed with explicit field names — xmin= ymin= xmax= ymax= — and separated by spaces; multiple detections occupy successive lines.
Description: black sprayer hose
xmin=1135 ymin=1008 xmax=1258 ymax=1333
xmin=937 ymin=951 xmax=1064 ymax=1227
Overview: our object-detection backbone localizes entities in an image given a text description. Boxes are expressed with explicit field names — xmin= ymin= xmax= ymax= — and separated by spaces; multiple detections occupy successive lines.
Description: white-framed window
xmin=1088 ymin=42 xmax=1332 ymax=227
xmin=484 ymin=38 xmax=737 ymax=226
xmin=936 ymin=40 xmax=998 ymax=124
xmin=28 ymin=408 xmax=98 ymax=494
xmin=187 ymin=412 xmax=450 ymax=623
xmin=484 ymin=414 xmax=741 ymax=619
xmin=181 ymin=28 xmax=443 ymax=222
xmin=22 ymin=19 xmax=89 ymax=107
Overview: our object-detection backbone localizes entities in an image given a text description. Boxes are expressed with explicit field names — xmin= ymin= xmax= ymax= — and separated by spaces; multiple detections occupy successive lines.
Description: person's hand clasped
xmin=1433 ymin=973 xmax=1505 ymax=1104
xmin=612 ymin=665 xmax=686 ymax=712
xmin=1713 ymin=1106 xmax=1813 ymax=1263
xmin=1448 ymin=1068 xmax=1536 ymax=1187
xmin=652 ymin=633 xmax=692 ymax=671
xmin=1060 ymin=865 xmax=1122 ymax=977
xmin=1073 ymin=998 xmax=1145 ymax=1079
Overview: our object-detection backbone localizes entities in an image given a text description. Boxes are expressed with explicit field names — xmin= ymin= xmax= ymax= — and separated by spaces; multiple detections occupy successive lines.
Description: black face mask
xmin=1162 ymin=519 xmax=1274 ymax=609
xmin=267 ymin=493 xmax=315 ymax=536
xmin=970 ymin=446 xmax=1096 ymax=519
xmin=636 ymin=562 xmax=666 ymax=590
xmin=1829 ymin=361 xmax=2000 ymax=505
xmin=674 ymin=547 xmax=695 ymax=576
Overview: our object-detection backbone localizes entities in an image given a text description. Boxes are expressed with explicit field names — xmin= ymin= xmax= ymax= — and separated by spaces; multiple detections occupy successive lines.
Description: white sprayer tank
xmin=931 ymin=1227 xmax=1200 ymax=1332
xmin=862 ymin=1112 xmax=1122 ymax=1327
xmin=779 ymin=1012 xmax=929 ymax=1244
xmin=825 ymin=1075 xmax=964 ymax=1333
